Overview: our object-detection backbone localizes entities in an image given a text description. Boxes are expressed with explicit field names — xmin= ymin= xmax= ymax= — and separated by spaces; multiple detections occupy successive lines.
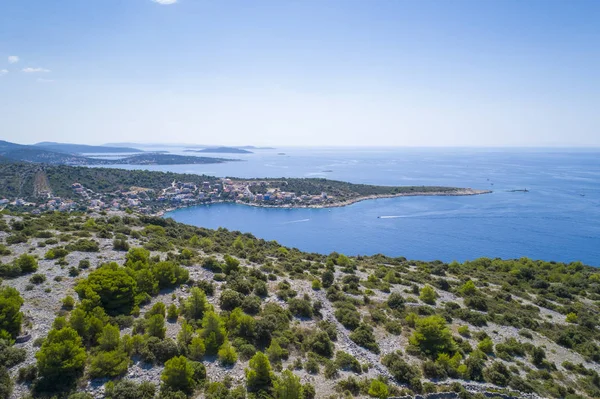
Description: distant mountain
xmin=185 ymin=147 xmax=253 ymax=154
xmin=34 ymin=142 xmax=143 ymax=154
xmin=0 ymin=140 xmax=238 ymax=165
xmin=1 ymin=140 xmax=93 ymax=164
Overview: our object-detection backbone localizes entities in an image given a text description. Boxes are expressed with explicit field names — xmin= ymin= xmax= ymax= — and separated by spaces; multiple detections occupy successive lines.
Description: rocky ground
xmin=1 ymin=213 xmax=598 ymax=399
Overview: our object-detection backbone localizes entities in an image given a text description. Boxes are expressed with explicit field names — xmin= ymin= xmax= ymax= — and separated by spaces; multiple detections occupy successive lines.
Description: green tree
xmin=146 ymin=314 xmax=166 ymax=339
xmin=126 ymin=247 xmax=151 ymax=268
xmin=161 ymin=355 xmax=195 ymax=394
xmin=135 ymin=268 xmax=158 ymax=296
xmin=167 ymin=304 xmax=179 ymax=321
xmin=223 ymin=255 xmax=240 ymax=275
xmin=188 ymin=337 xmax=206 ymax=361
xmin=0 ymin=286 xmax=23 ymax=339
xmin=368 ymin=379 xmax=389 ymax=399
xmin=409 ymin=315 xmax=456 ymax=357
xmin=219 ymin=289 xmax=243 ymax=311
xmin=152 ymin=261 xmax=189 ymax=289
xmin=200 ymin=311 xmax=226 ymax=355
xmin=75 ymin=263 xmax=136 ymax=315
xmin=274 ymin=369 xmax=303 ymax=399
xmin=183 ymin=287 xmax=210 ymax=322
xmin=98 ymin=324 xmax=121 ymax=351
xmin=218 ymin=340 xmax=238 ymax=366
xmin=419 ymin=285 xmax=438 ymax=305
xmin=246 ymin=351 xmax=274 ymax=392
xmin=36 ymin=327 xmax=87 ymax=382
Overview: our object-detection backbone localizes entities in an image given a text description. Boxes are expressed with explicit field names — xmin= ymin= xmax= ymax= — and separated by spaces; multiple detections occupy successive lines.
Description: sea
xmin=95 ymin=147 xmax=600 ymax=266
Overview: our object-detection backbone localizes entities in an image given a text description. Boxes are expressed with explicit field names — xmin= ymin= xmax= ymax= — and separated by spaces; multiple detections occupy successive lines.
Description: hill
xmin=0 ymin=211 xmax=598 ymax=399
xmin=34 ymin=142 xmax=143 ymax=154
xmin=0 ymin=141 xmax=235 ymax=166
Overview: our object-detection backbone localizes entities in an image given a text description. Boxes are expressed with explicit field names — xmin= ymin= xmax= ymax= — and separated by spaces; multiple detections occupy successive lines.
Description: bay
xmin=105 ymin=147 xmax=600 ymax=265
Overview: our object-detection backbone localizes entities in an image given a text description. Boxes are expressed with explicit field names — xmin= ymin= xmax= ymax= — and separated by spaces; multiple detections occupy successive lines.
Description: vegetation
xmin=0 ymin=210 xmax=598 ymax=399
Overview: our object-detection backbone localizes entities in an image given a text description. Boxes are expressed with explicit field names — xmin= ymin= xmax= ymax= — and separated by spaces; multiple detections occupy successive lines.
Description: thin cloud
xmin=0 ymin=69 xmax=8 ymax=76
xmin=153 ymin=0 xmax=177 ymax=4
xmin=22 ymin=67 xmax=51 ymax=73
xmin=8 ymin=56 xmax=19 ymax=64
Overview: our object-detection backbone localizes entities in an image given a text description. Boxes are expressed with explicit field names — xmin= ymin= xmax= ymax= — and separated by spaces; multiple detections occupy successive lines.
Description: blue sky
xmin=1 ymin=0 xmax=598 ymax=146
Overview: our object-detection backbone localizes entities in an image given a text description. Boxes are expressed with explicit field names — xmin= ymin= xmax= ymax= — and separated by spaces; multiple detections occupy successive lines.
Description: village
xmin=0 ymin=178 xmax=332 ymax=215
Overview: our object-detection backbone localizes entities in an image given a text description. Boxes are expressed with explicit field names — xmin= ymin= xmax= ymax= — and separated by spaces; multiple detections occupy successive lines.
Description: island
xmin=34 ymin=142 xmax=143 ymax=154
xmin=184 ymin=147 xmax=254 ymax=154
xmin=0 ymin=140 xmax=236 ymax=166
xmin=0 ymin=161 xmax=491 ymax=215
xmin=0 ymin=206 xmax=598 ymax=399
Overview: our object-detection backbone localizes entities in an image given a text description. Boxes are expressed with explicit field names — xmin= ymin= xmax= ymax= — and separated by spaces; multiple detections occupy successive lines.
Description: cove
xmin=165 ymin=190 xmax=600 ymax=265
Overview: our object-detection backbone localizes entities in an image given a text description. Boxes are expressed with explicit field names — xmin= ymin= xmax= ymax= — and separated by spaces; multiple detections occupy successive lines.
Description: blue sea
xmin=105 ymin=147 xmax=600 ymax=266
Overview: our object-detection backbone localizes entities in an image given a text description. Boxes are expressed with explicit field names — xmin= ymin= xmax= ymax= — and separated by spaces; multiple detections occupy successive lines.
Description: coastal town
xmin=0 ymin=178 xmax=334 ymax=215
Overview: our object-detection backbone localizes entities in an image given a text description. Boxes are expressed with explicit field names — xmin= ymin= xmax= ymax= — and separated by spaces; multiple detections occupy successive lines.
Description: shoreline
xmin=157 ymin=188 xmax=492 ymax=216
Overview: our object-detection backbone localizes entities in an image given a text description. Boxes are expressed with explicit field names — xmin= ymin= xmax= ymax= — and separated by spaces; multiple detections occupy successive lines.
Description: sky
xmin=0 ymin=0 xmax=599 ymax=147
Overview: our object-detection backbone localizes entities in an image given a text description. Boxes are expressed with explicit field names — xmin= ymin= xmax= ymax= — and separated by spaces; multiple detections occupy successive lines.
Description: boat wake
xmin=283 ymin=219 xmax=310 ymax=224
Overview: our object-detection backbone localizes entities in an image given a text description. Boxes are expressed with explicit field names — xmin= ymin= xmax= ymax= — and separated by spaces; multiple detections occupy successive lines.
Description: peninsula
xmin=0 ymin=161 xmax=490 ymax=215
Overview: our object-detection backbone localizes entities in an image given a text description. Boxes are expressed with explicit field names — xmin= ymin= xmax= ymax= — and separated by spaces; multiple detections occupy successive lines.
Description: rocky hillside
xmin=0 ymin=212 xmax=599 ymax=399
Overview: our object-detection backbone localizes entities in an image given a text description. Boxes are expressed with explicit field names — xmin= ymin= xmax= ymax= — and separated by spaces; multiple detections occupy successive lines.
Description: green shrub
xmin=419 ymin=285 xmax=438 ymax=305
xmin=67 ymin=239 xmax=100 ymax=252
xmin=288 ymin=298 xmax=313 ymax=318
xmin=384 ymin=320 xmax=402 ymax=335
xmin=113 ymin=238 xmax=130 ymax=251
xmin=29 ymin=273 xmax=46 ymax=284
xmin=335 ymin=351 xmax=362 ymax=373
xmin=15 ymin=254 xmax=38 ymax=274
xmin=349 ymin=324 xmax=379 ymax=353
xmin=382 ymin=352 xmax=421 ymax=384
xmin=478 ymin=337 xmax=494 ymax=355
xmin=105 ymin=380 xmax=156 ymax=399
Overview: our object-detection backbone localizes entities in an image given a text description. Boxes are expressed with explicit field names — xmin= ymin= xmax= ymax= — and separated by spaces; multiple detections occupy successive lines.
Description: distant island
xmin=34 ymin=141 xmax=143 ymax=154
xmin=0 ymin=140 xmax=237 ymax=166
xmin=184 ymin=147 xmax=254 ymax=154
xmin=0 ymin=161 xmax=490 ymax=215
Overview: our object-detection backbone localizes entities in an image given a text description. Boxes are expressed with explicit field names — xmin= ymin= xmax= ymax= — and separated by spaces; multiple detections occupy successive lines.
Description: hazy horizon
xmin=1 ymin=0 xmax=599 ymax=147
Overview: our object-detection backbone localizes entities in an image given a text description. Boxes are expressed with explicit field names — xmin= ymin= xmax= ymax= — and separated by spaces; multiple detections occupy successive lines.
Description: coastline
xmin=157 ymin=188 xmax=492 ymax=216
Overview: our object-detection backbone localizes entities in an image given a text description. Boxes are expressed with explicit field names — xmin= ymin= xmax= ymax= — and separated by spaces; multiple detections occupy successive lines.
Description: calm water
xmin=115 ymin=147 xmax=600 ymax=265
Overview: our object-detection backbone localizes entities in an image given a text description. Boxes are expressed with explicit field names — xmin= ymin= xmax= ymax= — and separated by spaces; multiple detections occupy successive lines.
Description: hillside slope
xmin=0 ymin=212 xmax=599 ymax=399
